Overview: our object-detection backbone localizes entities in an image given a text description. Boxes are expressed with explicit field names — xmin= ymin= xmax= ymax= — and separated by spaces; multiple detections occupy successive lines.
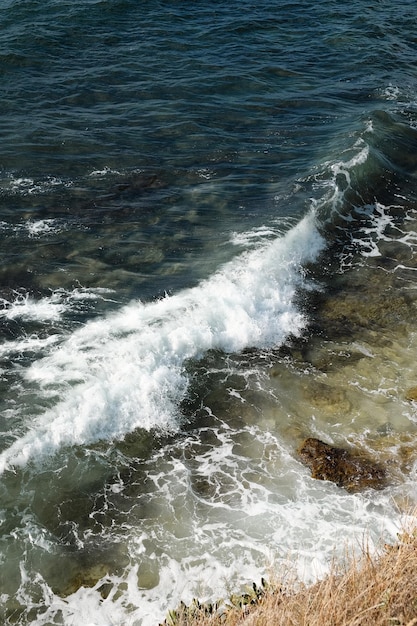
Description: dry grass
xmin=162 ymin=519 xmax=417 ymax=626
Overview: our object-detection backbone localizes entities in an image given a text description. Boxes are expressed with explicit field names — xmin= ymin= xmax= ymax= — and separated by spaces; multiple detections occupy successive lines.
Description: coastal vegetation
xmin=162 ymin=516 xmax=417 ymax=626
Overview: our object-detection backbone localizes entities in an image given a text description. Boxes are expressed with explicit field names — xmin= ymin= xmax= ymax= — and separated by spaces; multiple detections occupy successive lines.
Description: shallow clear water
xmin=1 ymin=1 xmax=417 ymax=624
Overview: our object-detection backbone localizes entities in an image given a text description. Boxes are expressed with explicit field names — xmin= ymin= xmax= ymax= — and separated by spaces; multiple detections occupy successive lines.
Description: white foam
xmin=6 ymin=175 xmax=70 ymax=195
xmin=0 ymin=291 xmax=67 ymax=323
xmin=0 ymin=334 xmax=61 ymax=359
xmin=230 ymin=221 xmax=295 ymax=248
xmin=0 ymin=212 xmax=325 ymax=473
xmin=89 ymin=166 xmax=121 ymax=177
xmin=22 ymin=457 xmax=406 ymax=626
xmin=381 ymin=84 xmax=401 ymax=101
xmin=26 ymin=219 xmax=61 ymax=237
xmin=0 ymin=217 xmax=68 ymax=239
xmin=309 ymin=142 xmax=370 ymax=221
xmin=354 ymin=202 xmax=417 ymax=258
xmin=0 ymin=288 xmax=115 ymax=325
xmin=329 ymin=144 xmax=370 ymax=195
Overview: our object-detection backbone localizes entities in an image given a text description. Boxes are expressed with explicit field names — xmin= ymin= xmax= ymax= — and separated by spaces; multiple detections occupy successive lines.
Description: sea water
xmin=1 ymin=1 xmax=417 ymax=624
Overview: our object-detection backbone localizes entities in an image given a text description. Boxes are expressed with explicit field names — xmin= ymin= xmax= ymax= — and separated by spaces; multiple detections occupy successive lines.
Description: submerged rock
xmin=298 ymin=437 xmax=387 ymax=493
xmin=405 ymin=386 xmax=417 ymax=402
xmin=302 ymin=382 xmax=351 ymax=414
xmin=61 ymin=563 xmax=111 ymax=598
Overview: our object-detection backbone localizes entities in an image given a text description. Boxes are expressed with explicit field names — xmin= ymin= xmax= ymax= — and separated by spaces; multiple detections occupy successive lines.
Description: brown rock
xmin=298 ymin=437 xmax=387 ymax=493
xmin=405 ymin=386 xmax=417 ymax=402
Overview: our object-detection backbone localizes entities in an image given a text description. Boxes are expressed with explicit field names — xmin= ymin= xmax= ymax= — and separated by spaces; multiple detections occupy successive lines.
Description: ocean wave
xmin=0 ymin=210 xmax=325 ymax=474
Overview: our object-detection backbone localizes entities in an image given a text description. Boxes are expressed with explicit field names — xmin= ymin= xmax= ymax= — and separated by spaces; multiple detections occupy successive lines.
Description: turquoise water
xmin=1 ymin=1 xmax=417 ymax=624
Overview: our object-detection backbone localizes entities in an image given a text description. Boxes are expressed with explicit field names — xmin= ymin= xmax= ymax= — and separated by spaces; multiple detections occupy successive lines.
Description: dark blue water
xmin=1 ymin=1 xmax=417 ymax=624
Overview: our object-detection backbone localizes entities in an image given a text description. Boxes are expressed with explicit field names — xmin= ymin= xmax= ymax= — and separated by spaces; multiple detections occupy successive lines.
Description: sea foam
xmin=0 ymin=211 xmax=325 ymax=473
